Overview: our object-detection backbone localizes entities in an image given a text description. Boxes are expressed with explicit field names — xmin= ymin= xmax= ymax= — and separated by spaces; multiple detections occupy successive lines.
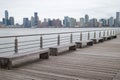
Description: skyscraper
xmin=63 ymin=16 xmax=70 ymax=27
xmin=69 ymin=18 xmax=76 ymax=27
xmin=23 ymin=18 xmax=31 ymax=28
xmin=5 ymin=10 xmax=9 ymax=25
xmin=116 ymin=12 xmax=120 ymax=27
xmin=9 ymin=17 xmax=14 ymax=25
xmin=80 ymin=17 xmax=85 ymax=27
xmin=31 ymin=16 xmax=34 ymax=27
xmin=108 ymin=17 xmax=114 ymax=27
xmin=89 ymin=18 xmax=98 ymax=27
xmin=5 ymin=10 xmax=8 ymax=20
xmin=85 ymin=14 xmax=89 ymax=27
xmin=34 ymin=12 xmax=39 ymax=26
xmin=99 ymin=19 xmax=107 ymax=27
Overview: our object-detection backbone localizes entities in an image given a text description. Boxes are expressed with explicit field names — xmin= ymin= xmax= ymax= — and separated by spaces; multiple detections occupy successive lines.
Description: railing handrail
xmin=0 ymin=29 xmax=118 ymax=38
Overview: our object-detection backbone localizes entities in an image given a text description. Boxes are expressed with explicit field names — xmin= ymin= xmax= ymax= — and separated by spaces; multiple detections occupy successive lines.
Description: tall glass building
xmin=5 ymin=10 xmax=9 ymax=25
xmin=116 ymin=12 xmax=120 ymax=27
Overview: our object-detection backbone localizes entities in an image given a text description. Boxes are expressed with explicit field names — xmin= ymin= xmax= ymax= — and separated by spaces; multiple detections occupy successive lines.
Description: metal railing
xmin=0 ymin=29 xmax=120 ymax=55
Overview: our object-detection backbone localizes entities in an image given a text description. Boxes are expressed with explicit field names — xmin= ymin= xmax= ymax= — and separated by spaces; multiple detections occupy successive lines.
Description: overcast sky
xmin=0 ymin=0 xmax=120 ymax=24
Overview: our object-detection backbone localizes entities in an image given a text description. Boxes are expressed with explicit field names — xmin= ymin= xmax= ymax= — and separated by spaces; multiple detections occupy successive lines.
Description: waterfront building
xmin=41 ymin=18 xmax=48 ymax=28
xmin=48 ymin=18 xmax=52 ymax=27
xmin=89 ymin=18 xmax=98 ymax=27
xmin=5 ymin=10 xmax=9 ymax=26
xmin=69 ymin=18 xmax=76 ymax=27
xmin=80 ymin=17 xmax=85 ymax=27
xmin=63 ymin=16 xmax=70 ymax=27
xmin=2 ymin=18 xmax=5 ymax=25
xmin=99 ymin=19 xmax=107 ymax=27
xmin=108 ymin=17 xmax=114 ymax=27
xmin=9 ymin=17 xmax=14 ymax=25
xmin=23 ymin=18 xmax=31 ymax=28
xmin=31 ymin=16 xmax=34 ymax=27
xmin=116 ymin=12 xmax=120 ymax=27
xmin=52 ymin=19 xmax=62 ymax=28
xmin=34 ymin=12 xmax=39 ymax=26
xmin=85 ymin=14 xmax=89 ymax=27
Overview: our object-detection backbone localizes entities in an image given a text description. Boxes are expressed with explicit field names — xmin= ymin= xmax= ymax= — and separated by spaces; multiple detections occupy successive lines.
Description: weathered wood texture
xmin=0 ymin=35 xmax=120 ymax=80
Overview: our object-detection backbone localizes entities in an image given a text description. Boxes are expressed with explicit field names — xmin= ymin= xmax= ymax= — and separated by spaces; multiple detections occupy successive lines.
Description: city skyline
xmin=1 ymin=10 xmax=120 ymax=28
xmin=0 ymin=0 xmax=120 ymax=24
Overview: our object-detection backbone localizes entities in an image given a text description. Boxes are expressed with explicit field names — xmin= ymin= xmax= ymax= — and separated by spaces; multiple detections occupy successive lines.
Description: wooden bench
xmin=0 ymin=49 xmax=49 ymax=69
xmin=49 ymin=43 xmax=76 ymax=56
xmin=91 ymin=38 xmax=104 ymax=44
xmin=75 ymin=40 xmax=93 ymax=48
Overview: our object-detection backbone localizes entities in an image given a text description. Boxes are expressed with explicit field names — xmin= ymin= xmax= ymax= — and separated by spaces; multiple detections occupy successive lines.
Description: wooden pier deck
xmin=0 ymin=35 xmax=120 ymax=80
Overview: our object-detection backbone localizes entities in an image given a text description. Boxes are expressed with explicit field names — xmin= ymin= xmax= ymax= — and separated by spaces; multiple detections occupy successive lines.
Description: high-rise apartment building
xmin=85 ymin=14 xmax=89 ymax=27
xmin=116 ymin=12 xmax=120 ymax=27
xmin=34 ymin=12 xmax=39 ymax=26
xmin=31 ymin=16 xmax=34 ymax=27
xmin=80 ymin=17 xmax=85 ymax=27
xmin=63 ymin=16 xmax=76 ymax=27
xmin=9 ymin=17 xmax=14 ymax=25
xmin=108 ymin=17 xmax=114 ymax=27
xmin=69 ymin=18 xmax=76 ymax=27
xmin=63 ymin=16 xmax=70 ymax=27
xmin=5 ymin=10 xmax=9 ymax=25
xmin=23 ymin=18 xmax=31 ymax=28
xmin=89 ymin=18 xmax=98 ymax=27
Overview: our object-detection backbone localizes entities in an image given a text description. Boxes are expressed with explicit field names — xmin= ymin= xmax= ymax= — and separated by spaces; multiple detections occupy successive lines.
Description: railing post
xmin=70 ymin=33 xmax=73 ymax=43
xmin=57 ymin=34 xmax=60 ymax=45
xmin=99 ymin=31 xmax=101 ymax=38
xmin=118 ymin=29 xmax=119 ymax=35
xmin=80 ymin=32 xmax=82 ymax=41
xmin=103 ymin=31 xmax=105 ymax=37
xmin=14 ymin=37 xmax=18 ymax=53
xmin=107 ymin=30 xmax=109 ymax=36
xmin=115 ymin=29 xmax=117 ymax=35
xmin=94 ymin=32 xmax=96 ymax=38
xmin=110 ymin=30 xmax=112 ymax=36
xmin=88 ymin=32 xmax=90 ymax=40
xmin=40 ymin=35 xmax=43 ymax=48
xmin=113 ymin=30 xmax=114 ymax=36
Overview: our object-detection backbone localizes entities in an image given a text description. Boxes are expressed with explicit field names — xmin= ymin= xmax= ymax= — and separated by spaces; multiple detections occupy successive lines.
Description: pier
xmin=0 ymin=29 xmax=120 ymax=80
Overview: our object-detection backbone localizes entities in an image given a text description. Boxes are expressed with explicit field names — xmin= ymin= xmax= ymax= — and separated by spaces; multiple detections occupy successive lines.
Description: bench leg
xmin=113 ymin=36 xmax=117 ymax=39
xmin=76 ymin=43 xmax=82 ymax=48
xmin=40 ymin=52 xmax=49 ymax=59
xmin=99 ymin=39 xmax=104 ymax=43
xmin=0 ymin=58 xmax=12 ymax=70
xmin=103 ymin=37 xmax=107 ymax=41
xmin=93 ymin=40 xmax=97 ymax=44
xmin=69 ymin=45 xmax=76 ymax=51
xmin=49 ymin=48 xmax=58 ymax=56
xmin=87 ymin=42 xmax=93 ymax=46
xmin=7 ymin=60 xmax=12 ymax=70
xmin=107 ymin=37 xmax=112 ymax=40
